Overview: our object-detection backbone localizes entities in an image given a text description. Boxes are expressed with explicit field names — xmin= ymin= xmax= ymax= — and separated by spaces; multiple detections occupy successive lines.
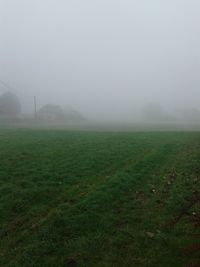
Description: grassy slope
xmin=0 ymin=129 xmax=200 ymax=267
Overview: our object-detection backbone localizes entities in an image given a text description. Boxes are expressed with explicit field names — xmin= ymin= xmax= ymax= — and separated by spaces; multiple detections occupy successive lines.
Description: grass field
xmin=0 ymin=129 xmax=200 ymax=267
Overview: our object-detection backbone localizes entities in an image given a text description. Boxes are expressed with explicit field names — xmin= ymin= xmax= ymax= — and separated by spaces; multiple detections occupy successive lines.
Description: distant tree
xmin=177 ymin=108 xmax=200 ymax=123
xmin=142 ymin=103 xmax=172 ymax=122
xmin=0 ymin=91 xmax=21 ymax=117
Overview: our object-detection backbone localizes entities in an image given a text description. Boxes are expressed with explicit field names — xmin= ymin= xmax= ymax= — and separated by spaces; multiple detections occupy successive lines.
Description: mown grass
xmin=0 ymin=129 xmax=200 ymax=267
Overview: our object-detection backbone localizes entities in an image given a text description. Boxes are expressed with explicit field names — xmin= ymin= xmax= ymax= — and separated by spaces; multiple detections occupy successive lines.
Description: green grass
xmin=0 ymin=129 xmax=200 ymax=267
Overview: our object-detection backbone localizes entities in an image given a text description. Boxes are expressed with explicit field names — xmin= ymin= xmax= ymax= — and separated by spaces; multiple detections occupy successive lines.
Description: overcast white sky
xmin=1 ymin=0 xmax=200 ymax=119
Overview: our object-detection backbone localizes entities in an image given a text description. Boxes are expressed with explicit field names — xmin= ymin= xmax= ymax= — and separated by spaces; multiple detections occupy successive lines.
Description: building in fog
xmin=37 ymin=104 xmax=65 ymax=121
xmin=37 ymin=104 xmax=86 ymax=123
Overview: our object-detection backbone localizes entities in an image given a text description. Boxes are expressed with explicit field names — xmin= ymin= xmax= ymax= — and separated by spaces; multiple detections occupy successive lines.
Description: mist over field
xmin=1 ymin=0 xmax=200 ymax=123
xmin=1 ymin=2 xmax=200 ymax=267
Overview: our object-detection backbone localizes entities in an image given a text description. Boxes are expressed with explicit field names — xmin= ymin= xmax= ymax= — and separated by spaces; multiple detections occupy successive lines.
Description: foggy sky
xmin=1 ymin=0 xmax=200 ymax=120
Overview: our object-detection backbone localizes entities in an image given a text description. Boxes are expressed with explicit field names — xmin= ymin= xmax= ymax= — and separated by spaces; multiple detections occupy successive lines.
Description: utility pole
xmin=34 ymin=96 xmax=37 ymax=120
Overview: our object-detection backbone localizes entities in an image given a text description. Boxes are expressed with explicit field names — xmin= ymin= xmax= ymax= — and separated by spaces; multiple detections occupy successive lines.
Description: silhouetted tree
xmin=177 ymin=108 xmax=200 ymax=122
xmin=0 ymin=92 xmax=21 ymax=117
xmin=142 ymin=103 xmax=172 ymax=122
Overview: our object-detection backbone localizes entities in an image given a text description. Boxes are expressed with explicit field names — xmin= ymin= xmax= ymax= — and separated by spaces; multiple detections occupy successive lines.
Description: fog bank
xmin=1 ymin=0 xmax=200 ymax=121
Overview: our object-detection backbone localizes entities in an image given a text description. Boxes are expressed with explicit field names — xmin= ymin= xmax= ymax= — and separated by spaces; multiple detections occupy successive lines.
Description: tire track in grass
xmin=59 ymin=139 xmax=199 ymax=267
xmin=142 ymin=139 xmax=200 ymax=267
xmin=0 ymin=145 xmax=152 ymax=244
xmin=5 ymin=143 xmax=180 ymax=267
xmin=1 ymin=133 xmax=197 ymax=267
xmin=0 ymin=139 xmax=157 ymax=266
xmin=0 ymin=134 xmax=151 ymax=248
